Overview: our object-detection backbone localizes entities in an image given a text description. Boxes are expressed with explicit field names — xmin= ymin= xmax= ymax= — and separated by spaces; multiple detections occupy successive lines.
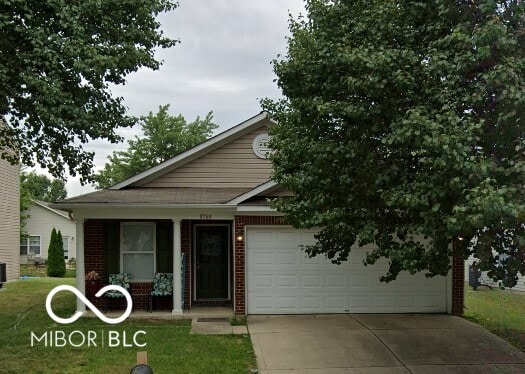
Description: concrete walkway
xmin=248 ymin=314 xmax=525 ymax=373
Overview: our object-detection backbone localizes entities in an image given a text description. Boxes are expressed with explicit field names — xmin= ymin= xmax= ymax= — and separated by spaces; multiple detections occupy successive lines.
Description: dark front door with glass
xmin=195 ymin=225 xmax=229 ymax=299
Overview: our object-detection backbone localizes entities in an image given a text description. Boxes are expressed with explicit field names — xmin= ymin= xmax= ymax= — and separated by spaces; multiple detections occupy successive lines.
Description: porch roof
xmin=53 ymin=187 xmax=251 ymax=206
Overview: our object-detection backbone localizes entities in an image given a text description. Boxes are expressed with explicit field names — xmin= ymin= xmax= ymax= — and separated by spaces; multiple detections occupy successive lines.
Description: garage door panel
xmin=246 ymin=228 xmax=448 ymax=314
xmin=301 ymin=274 xmax=321 ymax=287
xmin=325 ymin=296 xmax=345 ymax=311
xmin=372 ymin=295 xmax=396 ymax=309
xmin=297 ymin=231 xmax=317 ymax=246
xmin=251 ymin=252 xmax=273 ymax=266
xmin=396 ymin=295 xmax=416 ymax=308
xmin=325 ymin=274 xmax=345 ymax=287
xmin=417 ymin=294 xmax=445 ymax=309
xmin=250 ymin=231 xmax=273 ymax=246
xmin=278 ymin=252 xmax=296 ymax=265
xmin=251 ymin=274 xmax=273 ymax=288
xmin=349 ymin=295 xmax=370 ymax=311
xmin=277 ymin=274 xmax=296 ymax=287
xmin=349 ymin=274 xmax=368 ymax=287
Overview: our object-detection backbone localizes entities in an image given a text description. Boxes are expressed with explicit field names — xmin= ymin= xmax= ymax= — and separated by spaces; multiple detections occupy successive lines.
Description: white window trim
xmin=62 ymin=236 xmax=69 ymax=259
xmin=21 ymin=235 xmax=42 ymax=257
xmin=20 ymin=239 xmax=29 ymax=255
xmin=31 ymin=235 xmax=42 ymax=257
xmin=120 ymin=222 xmax=156 ymax=282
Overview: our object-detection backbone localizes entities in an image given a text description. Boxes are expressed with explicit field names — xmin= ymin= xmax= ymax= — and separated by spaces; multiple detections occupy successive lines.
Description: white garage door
xmin=246 ymin=227 xmax=448 ymax=314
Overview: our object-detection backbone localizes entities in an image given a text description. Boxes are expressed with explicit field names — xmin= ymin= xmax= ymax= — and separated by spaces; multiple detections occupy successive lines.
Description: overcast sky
xmin=58 ymin=0 xmax=306 ymax=197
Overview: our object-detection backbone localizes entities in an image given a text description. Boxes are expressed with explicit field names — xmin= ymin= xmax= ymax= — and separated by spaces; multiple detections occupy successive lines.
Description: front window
xmin=120 ymin=222 xmax=155 ymax=281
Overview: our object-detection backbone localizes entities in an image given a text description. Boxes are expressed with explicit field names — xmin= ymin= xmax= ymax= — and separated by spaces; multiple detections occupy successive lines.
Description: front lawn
xmin=0 ymin=278 xmax=256 ymax=373
xmin=464 ymin=286 xmax=525 ymax=351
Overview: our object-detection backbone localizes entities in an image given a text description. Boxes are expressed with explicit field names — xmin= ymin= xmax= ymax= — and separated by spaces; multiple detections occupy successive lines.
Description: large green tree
xmin=19 ymin=171 xmax=68 ymax=237
xmin=21 ymin=171 xmax=67 ymax=203
xmin=0 ymin=0 xmax=177 ymax=182
xmin=263 ymin=0 xmax=525 ymax=287
xmin=94 ymin=105 xmax=218 ymax=188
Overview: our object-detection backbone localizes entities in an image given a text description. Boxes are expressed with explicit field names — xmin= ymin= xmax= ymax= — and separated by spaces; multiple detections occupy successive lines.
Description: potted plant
xmin=85 ymin=271 xmax=101 ymax=298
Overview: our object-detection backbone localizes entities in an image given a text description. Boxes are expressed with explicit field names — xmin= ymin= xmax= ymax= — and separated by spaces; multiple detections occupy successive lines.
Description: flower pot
xmin=86 ymin=279 xmax=102 ymax=299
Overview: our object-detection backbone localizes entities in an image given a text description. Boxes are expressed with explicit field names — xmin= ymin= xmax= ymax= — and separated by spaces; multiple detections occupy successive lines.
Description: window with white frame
xmin=120 ymin=222 xmax=155 ymax=281
xmin=20 ymin=236 xmax=41 ymax=256
xmin=62 ymin=236 xmax=69 ymax=259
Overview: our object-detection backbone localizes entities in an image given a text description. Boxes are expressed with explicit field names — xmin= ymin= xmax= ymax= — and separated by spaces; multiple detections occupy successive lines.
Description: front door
xmin=195 ymin=225 xmax=229 ymax=299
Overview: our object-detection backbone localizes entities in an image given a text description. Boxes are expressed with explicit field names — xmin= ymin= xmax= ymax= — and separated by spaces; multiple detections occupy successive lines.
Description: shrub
xmin=47 ymin=228 xmax=66 ymax=277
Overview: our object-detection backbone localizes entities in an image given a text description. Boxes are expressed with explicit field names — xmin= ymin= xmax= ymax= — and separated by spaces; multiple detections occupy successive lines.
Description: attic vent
xmin=253 ymin=134 xmax=271 ymax=159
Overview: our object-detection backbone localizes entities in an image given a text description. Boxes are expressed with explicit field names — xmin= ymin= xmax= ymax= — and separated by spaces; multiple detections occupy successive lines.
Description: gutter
xmin=49 ymin=203 xmax=238 ymax=210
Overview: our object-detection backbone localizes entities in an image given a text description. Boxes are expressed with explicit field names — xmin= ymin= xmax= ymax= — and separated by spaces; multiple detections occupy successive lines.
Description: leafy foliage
xmin=20 ymin=171 xmax=67 ymax=203
xmin=94 ymin=105 xmax=218 ymax=188
xmin=263 ymin=0 xmax=525 ymax=286
xmin=0 ymin=0 xmax=177 ymax=182
xmin=47 ymin=228 xmax=66 ymax=277
xmin=19 ymin=170 xmax=67 ymax=237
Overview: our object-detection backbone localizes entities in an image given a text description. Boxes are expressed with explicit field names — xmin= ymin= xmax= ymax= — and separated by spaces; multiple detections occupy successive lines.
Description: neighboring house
xmin=53 ymin=112 xmax=465 ymax=315
xmin=0 ymin=157 xmax=20 ymax=281
xmin=464 ymin=256 xmax=525 ymax=292
xmin=20 ymin=200 xmax=76 ymax=264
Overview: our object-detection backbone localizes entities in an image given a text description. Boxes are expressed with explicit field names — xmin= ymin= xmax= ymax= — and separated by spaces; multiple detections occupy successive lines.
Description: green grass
xmin=20 ymin=264 xmax=76 ymax=278
xmin=0 ymin=278 xmax=256 ymax=373
xmin=464 ymin=286 xmax=525 ymax=351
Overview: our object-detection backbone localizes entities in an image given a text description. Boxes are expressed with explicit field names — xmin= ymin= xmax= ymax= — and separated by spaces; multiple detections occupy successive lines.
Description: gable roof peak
xmin=111 ymin=111 xmax=273 ymax=190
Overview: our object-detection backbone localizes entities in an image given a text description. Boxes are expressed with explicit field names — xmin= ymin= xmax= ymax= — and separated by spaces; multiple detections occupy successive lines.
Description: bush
xmin=47 ymin=228 xmax=66 ymax=277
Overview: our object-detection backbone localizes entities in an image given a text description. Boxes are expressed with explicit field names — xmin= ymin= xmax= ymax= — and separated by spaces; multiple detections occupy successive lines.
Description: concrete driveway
xmin=248 ymin=314 xmax=525 ymax=373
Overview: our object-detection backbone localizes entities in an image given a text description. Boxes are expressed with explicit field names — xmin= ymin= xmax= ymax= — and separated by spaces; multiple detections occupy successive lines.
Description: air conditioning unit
xmin=0 ymin=262 xmax=6 ymax=288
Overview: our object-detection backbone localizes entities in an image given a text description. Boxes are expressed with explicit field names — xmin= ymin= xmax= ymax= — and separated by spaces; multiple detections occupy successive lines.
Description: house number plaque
xmin=200 ymin=214 xmax=212 ymax=220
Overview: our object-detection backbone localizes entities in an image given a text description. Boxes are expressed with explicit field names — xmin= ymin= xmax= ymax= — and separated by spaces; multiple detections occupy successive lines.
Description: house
xmin=0 ymin=157 xmax=20 ymax=282
xmin=465 ymin=256 xmax=525 ymax=292
xmin=20 ymin=200 xmax=76 ymax=264
xmin=52 ymin=112 xmax=465 ymax=315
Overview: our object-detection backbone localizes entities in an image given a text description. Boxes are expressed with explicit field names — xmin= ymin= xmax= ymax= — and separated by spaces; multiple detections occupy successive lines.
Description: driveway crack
xmin=347 ymin=314 xmax=413 ymax=374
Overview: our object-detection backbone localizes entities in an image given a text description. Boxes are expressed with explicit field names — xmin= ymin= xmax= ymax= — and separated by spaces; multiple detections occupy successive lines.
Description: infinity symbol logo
xmin=46 ymin=285 xmax=133 ymax=325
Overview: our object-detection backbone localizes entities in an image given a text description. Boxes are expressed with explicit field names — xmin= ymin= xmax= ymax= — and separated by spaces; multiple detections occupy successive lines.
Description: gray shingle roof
xmin=55 ymin=187 xmax=251 ymax=205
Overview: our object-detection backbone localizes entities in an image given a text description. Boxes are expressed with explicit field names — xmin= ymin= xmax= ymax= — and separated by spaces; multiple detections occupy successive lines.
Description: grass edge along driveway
xmin=0 ymin=278 xmax=256 ymax=374
xmin=464 ymin=286 xmax=525 ymax=352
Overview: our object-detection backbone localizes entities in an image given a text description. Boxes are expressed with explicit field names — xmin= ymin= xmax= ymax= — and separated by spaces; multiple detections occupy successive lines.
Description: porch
xmin=75 ymin=216 xmax=236 ymax=315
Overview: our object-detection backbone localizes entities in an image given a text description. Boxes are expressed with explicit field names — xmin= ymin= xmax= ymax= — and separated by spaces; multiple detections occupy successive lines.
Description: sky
xmin=55 ymin=0 xmax=306 ymax=197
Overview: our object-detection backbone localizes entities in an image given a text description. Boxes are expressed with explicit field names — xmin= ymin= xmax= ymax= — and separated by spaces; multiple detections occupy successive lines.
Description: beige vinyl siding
xmin=21 ymin=203 xmax=76 ymax=263
xmin=0 ymin=159 xmax=20 ymax=281
xmin=141 ymin=125 xmax=273 ymax=189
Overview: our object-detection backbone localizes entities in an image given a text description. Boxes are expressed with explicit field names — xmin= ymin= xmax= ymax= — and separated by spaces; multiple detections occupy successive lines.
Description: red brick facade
xmin=181 ymin=220 xmax=191 ymax=309
xmin=233 ymin=215 xmax=285 ymax=315
xmin=84 ymin=220 xmax=105 ymax=309
xmin=452 ymin=256 xmax=465 ymax=316
xmin=84 ymin=217 xmax=465 ymax=316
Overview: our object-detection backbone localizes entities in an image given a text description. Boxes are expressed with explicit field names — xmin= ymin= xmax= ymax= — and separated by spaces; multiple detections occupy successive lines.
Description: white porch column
xmin=172 ymin=219 xmax=183 ymax=314
xmin=76 ymin=219 xmax=86 ymax=313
